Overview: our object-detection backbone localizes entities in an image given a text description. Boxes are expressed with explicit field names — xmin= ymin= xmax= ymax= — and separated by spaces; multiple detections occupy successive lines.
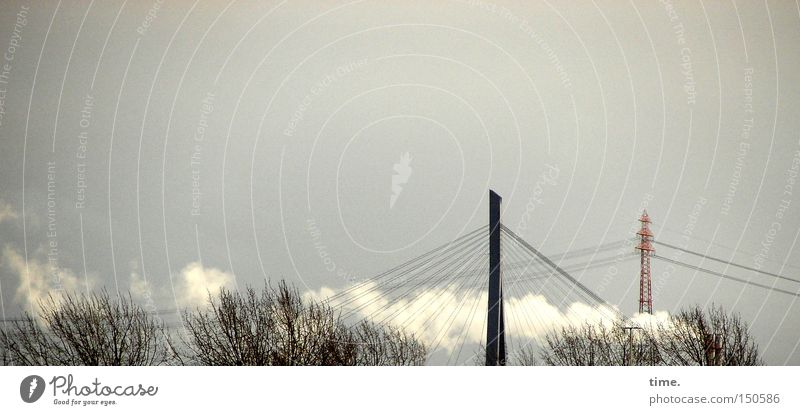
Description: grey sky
xmin=0 ymin=0 xmax=799 ymax=364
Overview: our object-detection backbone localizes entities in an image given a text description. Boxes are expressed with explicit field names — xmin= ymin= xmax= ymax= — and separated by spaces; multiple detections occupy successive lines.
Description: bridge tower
xmin=636 ymin=210 xmax=654 ymax=314
xmin=486 ymin=190 xmax=506 ymax=366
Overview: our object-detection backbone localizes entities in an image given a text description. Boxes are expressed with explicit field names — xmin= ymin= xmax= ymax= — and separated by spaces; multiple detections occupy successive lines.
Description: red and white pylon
xmin=636 ymin=210 xmax=654 ymax=314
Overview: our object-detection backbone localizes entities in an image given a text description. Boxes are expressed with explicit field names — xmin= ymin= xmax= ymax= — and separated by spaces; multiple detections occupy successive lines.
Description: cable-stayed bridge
xmin=323 ymin=190 xmax=800 ymax=365
xmin=2 ymin=190 xmax=798 ymax=365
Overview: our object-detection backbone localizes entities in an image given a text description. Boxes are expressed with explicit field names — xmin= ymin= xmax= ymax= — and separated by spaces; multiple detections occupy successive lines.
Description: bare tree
xmin=536 ymin=305 xmax=762 ymax=366
xmin=0 ymin=334 xmax=9 ymax=366
xmin=180 ymin=281 xmax=427 ymax=365
xmin=657 ymin=304 xmax=761 ymax=366
xmin=471 ymin=343 xmax=540 ymax=366
xmin=0 ymin=291 xmax=177 ymax=366
xmin=513 ymin=345 xmax=539 ymax=366
xmin=1 ymin=283 xmax=426 ymax=366
xmin=539 ymin=322 xmax=658 ymax=366
xmin=352 ymin=320 xmax=427 ymax=365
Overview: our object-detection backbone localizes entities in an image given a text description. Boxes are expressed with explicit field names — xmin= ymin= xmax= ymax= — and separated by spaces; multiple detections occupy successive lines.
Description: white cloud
xmin=0 ymin=200 xmax=17 ymax=224
xmin=128 ymin=260 xmax=157 ymax=303
xmin=129 ymin=267 xmax=149 ymax=301
xmin=1 ymin=246 xmax=91 ymax=311
xmin=176 ymin=262 xmax=235 ymax=307
xmin=311 ymin=282 xmax=626 ymax=352
xmin=628 ymin=309 xmax=673 ymax=329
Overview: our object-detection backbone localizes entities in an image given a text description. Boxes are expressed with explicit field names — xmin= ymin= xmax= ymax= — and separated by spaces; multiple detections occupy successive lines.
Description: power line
xmin=654 ymin=239 xmax=800 ymax=285
xmin=653 ymin=254 xmax=800 ymax=298
xmin=656 ymin=226 xmax=800 ymax=274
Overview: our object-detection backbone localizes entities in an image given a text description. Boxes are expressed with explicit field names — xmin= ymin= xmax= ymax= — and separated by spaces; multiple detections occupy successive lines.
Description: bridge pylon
xmin=486 ymin=190 xmax=506 ymax=366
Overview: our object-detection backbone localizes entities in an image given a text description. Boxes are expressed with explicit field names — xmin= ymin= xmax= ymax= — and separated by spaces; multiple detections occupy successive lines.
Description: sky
xmin=0 ymin=0 xmax=799 ymax=364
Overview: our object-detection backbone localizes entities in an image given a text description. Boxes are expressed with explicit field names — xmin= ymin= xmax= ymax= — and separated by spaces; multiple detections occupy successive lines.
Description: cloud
xmin=129 ymin=266 xmax=149 ymax=301
xmin=127 ymin=260 xmax=159 ymax=305
xmin=0 ymin=200 xmax=18 ymax=224
xmin=628 ymin=309 xmax=673 ymax=329
xmin=176 ymin=262 xmax=235 ymax=307
xmin=310 ymin=282 xmax=626 ymax=352
xmin=1 ymin=246 xmax=91 ymax=312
